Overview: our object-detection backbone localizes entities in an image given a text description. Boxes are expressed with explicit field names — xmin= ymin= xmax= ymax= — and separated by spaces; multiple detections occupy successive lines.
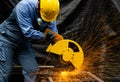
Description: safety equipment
xmin=46 ymin=39 xmax=84 ymax=69
xmin=45 ymin=32 xmax=55 ymax=41
xmin=40 ymin=0 xmax=60 ymax=22
xmin=53 ymin=34 xmax=63 ymax=43
xmin=44 ymin=28 xmax=63 ymax=43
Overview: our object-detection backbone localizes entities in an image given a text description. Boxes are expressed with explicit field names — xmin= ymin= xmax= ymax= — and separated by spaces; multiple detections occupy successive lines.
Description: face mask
xmin=37 ymin=17 xmax=50 ymax=26
xmin=37 ymin=18 xmax=42 ymax=26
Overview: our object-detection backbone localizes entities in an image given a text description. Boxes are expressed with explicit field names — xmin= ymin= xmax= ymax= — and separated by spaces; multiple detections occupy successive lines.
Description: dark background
xmin=0 ymin=0 xmax=120 ymax=82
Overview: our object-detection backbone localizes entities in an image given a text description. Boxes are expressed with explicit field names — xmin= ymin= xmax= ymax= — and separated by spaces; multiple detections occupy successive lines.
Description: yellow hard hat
xmin=40 ymin=0 xmax=60 ymax=22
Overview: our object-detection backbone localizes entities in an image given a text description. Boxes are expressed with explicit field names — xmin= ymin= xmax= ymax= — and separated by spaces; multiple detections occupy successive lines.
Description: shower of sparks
xmin=62 ymin=7 xmax=120 ymax=80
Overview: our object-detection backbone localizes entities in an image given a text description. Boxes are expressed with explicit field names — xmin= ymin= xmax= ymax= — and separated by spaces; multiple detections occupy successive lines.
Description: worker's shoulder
xmin=17 ymin=0 xmax=37 ymax=7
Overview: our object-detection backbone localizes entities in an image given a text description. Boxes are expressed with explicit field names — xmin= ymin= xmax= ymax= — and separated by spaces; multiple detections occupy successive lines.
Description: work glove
xmin=53 ymin=34 xmax=63 ymax=43
xmin=45 ymin=32 xmax=55 ymax=41
xmin=44 ymin=29 xmax=63 ymax=43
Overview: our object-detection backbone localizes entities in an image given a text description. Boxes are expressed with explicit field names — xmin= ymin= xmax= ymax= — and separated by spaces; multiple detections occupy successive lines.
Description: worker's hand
xmin=45 ymin=32 xmax=55 ymax=41
xmin=44 ymin=28 xmax=55 ymax=41
xmin=44 ymin=28 xmax=63 ymax=43
xmin=53 ymin=34 xmax=63 ymax=43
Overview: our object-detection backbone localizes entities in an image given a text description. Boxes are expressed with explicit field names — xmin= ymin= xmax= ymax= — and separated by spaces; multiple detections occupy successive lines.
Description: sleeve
xmin=14 ymin=1 xmax=44 ymax=40
xmin=49 ymin=21 xmax=58 ymax=33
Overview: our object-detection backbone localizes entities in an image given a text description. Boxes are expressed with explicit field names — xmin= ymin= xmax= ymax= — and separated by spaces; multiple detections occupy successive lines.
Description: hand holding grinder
xmin=44 ymin=28 xmax=64 ymax=43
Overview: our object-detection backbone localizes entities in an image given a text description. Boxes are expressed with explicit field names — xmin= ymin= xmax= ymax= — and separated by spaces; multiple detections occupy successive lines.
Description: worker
xmin=0 ymin=0 xmax=63 ymax=82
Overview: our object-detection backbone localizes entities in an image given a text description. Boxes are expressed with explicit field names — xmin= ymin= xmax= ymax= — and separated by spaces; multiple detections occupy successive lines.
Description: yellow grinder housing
xmin=46 ymin=39 xmax=84 ymax=69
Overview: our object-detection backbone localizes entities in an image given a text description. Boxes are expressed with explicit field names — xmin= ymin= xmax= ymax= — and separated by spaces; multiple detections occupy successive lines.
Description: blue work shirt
xmin=14 ymin=0 xmax=58 ymax=40
xmin=0 ymin=0 xmax=58 ymax=47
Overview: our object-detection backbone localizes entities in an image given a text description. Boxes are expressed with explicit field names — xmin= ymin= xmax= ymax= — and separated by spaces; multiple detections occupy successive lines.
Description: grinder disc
xmin=46 ymin=39 xmax=84 ymax=70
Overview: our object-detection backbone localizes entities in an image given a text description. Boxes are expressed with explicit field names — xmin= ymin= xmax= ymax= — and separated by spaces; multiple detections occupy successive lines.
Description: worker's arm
xmin=36 ymin=17 xmax=58 ymax=33
xmin=49 ymin=21 xmax=58 ymax=33
xmin=14 ymin=0 xmax=44 ymax=40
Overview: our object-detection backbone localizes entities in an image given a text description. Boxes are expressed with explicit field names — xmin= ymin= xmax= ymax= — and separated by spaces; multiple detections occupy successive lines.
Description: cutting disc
xmin=46 ymin=39 xmax=84 ymax=69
